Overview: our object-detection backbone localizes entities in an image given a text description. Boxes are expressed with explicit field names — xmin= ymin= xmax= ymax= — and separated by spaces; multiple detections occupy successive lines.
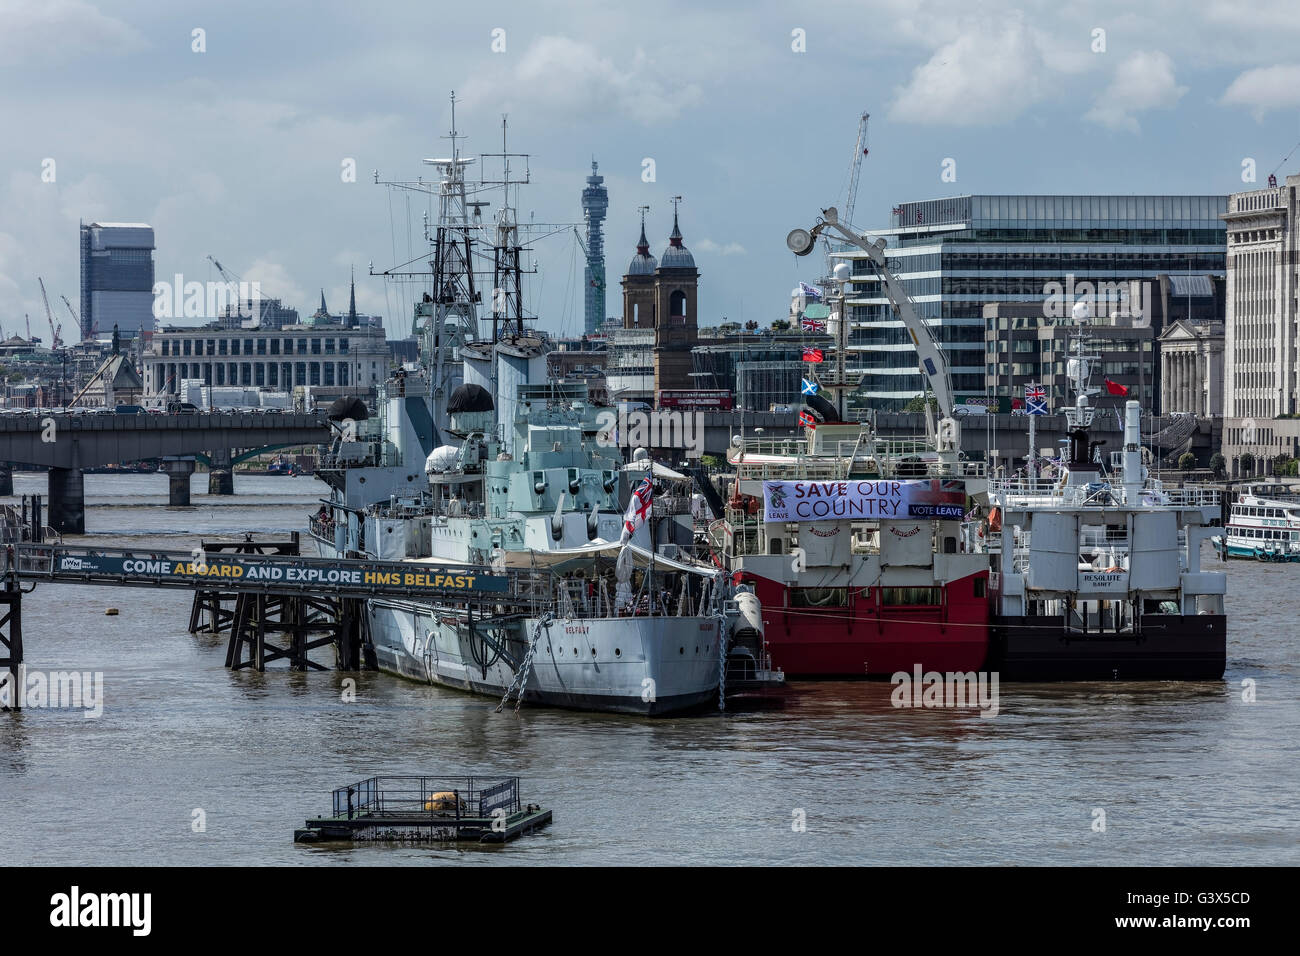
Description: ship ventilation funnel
xmin=328 ymin=396 xmax=369 ymax=422
xmin=804 ymin=393 xmax=838 ymax=421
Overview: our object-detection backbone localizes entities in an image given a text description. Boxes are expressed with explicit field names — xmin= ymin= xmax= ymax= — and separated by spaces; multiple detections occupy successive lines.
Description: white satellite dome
xmin=832 ymin=262 xmax=852 ymax=281
xmin=1071 ymin=300 xmax=1091 ymax=322
xmin=425 ymin=445 xmax=459 ymax=474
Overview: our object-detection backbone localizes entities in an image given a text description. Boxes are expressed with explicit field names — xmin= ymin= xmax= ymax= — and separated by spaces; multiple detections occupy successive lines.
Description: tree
xmin=1178 ymin=452 xmax=1196 ymax=471
xmin=1208 ymin=453 xmax=1226 ymax=479
xmin=771 ymin=319 xmax=791 ymax=331
xmin=902 ymin=394 xmax=938 ymax=414
xmin=1240 ymin=452 xmax=1255 ymax=476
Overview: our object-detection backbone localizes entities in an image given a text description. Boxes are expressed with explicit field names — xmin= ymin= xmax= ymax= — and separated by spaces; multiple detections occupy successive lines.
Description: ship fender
xmin=730 ymin=588 xmax=764 ymax=644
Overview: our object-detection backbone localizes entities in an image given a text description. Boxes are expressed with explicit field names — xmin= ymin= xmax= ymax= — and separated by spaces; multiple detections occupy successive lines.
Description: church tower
xmin=652 ymin=198 xmax=699 ymax=393
xmin=621 ymin=207 xmax=657 ymax=329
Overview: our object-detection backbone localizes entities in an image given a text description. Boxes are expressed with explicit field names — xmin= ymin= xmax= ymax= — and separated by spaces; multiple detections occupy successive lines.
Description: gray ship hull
xmin=368 ymin=598 xmax=722 ymax=715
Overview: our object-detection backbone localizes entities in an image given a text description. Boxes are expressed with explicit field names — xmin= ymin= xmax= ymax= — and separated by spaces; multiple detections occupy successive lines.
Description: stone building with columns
xmin=1221 ymin=175 xmax=1300 ymax=476
xmin=1159 ymin=320 xmax=1224 ymax=416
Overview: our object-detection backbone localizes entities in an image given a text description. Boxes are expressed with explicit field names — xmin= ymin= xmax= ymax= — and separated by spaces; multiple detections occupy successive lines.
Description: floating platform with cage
xmin=293 ymin=776 xmax=551 ymax=844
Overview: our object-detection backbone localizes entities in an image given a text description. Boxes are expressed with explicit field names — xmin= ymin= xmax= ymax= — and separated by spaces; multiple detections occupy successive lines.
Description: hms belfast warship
xmin=309 ymin=96 xmax=763 ymax=714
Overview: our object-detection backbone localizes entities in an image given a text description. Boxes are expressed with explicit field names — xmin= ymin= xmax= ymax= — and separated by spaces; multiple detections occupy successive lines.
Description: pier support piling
xmin=0 ymin=569 xmax=22 ymax=709
xmin=0 ymin=464 xmax=13 ymax=497
xmin=47 ymin=467 xmax=85 ymax=535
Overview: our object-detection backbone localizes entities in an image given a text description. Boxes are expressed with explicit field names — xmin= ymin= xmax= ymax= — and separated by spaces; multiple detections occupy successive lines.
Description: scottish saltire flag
xmin=1025 ymin=382 xmax=1048 ymax=416
xmin=799 ymin=282 xmax=823 ymax=301
xmin=802 ymin=347 xmax=824 ymax=363
xmin=801 ymin=378 xmax=819 ymax=396
xmin=621 ymin=476 xmax=653 ymax=540
xmin=800 ymin=316 xmax=827 ymax=333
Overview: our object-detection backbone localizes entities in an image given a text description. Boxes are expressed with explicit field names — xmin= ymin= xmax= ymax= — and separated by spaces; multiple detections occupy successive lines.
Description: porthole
xmin=573 ymin=648 xmax=578 ymax=655
xmin=615 ymin=648 xmax=621 ymax=657
xmin=679 ymin=647 xmax=684 ymax=655
xmin=590 ymin=648 xmax=597 ymax=656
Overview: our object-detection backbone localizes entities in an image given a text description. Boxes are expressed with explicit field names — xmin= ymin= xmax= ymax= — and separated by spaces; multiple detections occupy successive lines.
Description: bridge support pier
xmin=47 ymin=467 xmax=85 ymax=535
xmin=208 ymin=469 xmax=234 ymax=496
xmin=208 ymin=450 xmax=234 ymax=496
xmin=159 ymin=457 xmax=196 ymax=506
xmin=0 ymin=463 xmax=13 ymax=497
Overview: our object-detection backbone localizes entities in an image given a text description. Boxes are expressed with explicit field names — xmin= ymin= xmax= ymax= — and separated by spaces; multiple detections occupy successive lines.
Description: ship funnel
xmin=1122 ymin=399 xmax=1142 ymax=504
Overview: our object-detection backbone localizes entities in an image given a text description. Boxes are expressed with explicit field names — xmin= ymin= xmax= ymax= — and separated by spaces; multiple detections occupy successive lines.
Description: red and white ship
xmin=709 ymin=205 xmax=990 ymax=677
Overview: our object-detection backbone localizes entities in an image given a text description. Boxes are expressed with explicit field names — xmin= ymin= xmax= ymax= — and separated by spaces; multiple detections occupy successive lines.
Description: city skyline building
xmin=79 ymin=221 xmax=156 ymax=339
xmin=835 ymin=194 xmax=1228 ymax=413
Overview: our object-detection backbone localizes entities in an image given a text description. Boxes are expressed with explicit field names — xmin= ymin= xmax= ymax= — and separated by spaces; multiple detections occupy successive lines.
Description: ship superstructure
xmin=972 ymin=328 xmax=1227 ymax=679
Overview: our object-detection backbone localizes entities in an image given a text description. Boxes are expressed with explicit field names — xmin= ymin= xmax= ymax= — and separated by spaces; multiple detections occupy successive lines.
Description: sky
xmin=3 ymin=0 xmax=1300 ymax=344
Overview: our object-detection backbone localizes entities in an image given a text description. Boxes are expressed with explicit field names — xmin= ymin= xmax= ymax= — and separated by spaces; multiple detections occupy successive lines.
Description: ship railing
xmin=1162 ymin=484 xmax=1221 ymax=506
xmin=330 ymin=775 xmax=520 ymax=820
xmin=307 ymin=516 xmax=335 ymax=542
xmin=736 ymin=461 xmax=852 ymax=481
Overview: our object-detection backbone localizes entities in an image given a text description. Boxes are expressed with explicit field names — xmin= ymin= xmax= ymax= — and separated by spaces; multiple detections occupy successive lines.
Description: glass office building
xmin=838 ymin=195 xmax=1227 ymax=412
xmin=79 ymin=221 xmax=156 ymax=339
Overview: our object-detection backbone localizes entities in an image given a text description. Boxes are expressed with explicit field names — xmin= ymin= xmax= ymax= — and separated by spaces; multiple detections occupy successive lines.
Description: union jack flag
xmin=800 ymin=316 xmax=826 ymax=333
xmin=1025 ymin=382 xmax=1048 ymax=416
xmin=802 ymin=347 xmax=824 ymax=363
xmin=622 ymin=476 xmax=653 ymax=538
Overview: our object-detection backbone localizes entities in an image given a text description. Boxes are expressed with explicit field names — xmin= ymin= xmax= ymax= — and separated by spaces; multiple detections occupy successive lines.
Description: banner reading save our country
xmin=762 ymin=479 xmax=967 ymax=522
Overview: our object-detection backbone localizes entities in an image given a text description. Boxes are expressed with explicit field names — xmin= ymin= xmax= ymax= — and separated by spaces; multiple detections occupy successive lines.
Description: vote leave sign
xmin=762 ymin=479 xmax=966 ymax=522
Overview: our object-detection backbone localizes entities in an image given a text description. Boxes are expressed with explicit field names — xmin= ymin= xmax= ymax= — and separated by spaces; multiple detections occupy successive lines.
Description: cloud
xmin=460 ymin=35 xmax=701 ymax=126
xmin=0 ymin=0 xmax=146 ymax=64
xmin=694 ymin=239 xmax=746 ymax=256
xmin=887 ymin=19 xmax=1054 ymax=126
xmin=1220 ymin=64 xmax=1300 ymax=119
xmin=1084 ymin=50 xmax=1187 ymax=132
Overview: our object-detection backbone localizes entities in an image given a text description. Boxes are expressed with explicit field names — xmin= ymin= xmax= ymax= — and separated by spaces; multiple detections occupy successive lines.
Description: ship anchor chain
xmin=495 ymin=613 xmax=553 ymax=714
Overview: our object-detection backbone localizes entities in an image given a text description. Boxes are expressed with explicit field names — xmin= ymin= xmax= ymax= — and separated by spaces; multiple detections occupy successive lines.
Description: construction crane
xmin=843 ymin=111 xmax=869 ymax=228
xmin=59 ymin=295 xmax=79 ymax=339
xmin=38 ymin=277 xmax=62 ymax=349
xmin=820 ymin=111 xmax=870 ymax=266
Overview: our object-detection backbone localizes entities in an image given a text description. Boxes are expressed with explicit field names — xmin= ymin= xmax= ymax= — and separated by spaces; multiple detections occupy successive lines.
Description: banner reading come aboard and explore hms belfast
xmin=762 ymin=479 xmax=967 ymax=522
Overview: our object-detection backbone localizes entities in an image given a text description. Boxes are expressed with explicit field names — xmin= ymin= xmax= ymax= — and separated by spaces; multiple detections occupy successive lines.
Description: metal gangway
xmin=0 ymin=542 xmax=542 ymax=680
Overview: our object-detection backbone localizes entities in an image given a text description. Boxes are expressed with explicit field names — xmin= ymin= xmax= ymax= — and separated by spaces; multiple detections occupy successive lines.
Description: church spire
xmin=347 ymin=267 xmax=357 ymax=324
xmin=636 ymin=205 xmax=650 ymax=255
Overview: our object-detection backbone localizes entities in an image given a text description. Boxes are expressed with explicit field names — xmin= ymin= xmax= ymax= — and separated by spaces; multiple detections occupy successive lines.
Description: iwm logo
xmin=1042 ymin=274 xmax=1150 ymax=327
xmin=153 ymin=274 xmax=262 ymax=320
xmin=595 ymin=407 xmax=703 ymax=458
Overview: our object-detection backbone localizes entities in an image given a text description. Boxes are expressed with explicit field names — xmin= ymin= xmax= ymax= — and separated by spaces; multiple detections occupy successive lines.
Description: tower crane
xmin=820 ymin=112 xmax=870 ymax=265
xmin=59 ymin=295 xmax=79 ymax=338
xmin=38 ymin=277 xmax=62 ymax=349
xmin=843 ymin=111 xmax=869 ymax=228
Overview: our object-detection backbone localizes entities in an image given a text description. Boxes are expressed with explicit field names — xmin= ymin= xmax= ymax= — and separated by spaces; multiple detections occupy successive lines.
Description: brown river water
xmin=1 ymin=473 xmax=1296 ymax=865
